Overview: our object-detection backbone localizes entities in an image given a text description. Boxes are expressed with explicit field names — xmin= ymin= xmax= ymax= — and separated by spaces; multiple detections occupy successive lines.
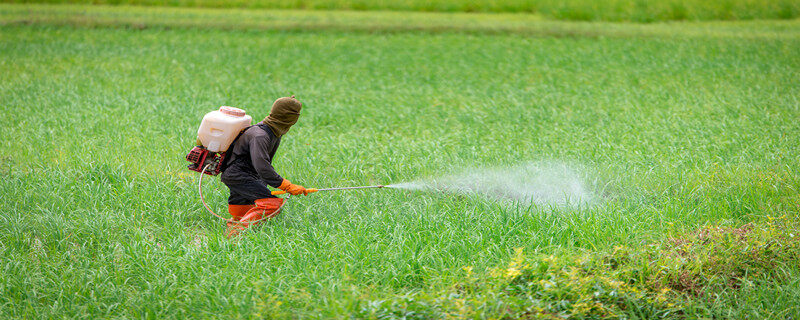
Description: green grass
xmin=3 ymin=4 xmax=800 ymax=39
xmin=3 ymin=0 xmax=800 ymax=22
xmin=1 ymin=4 xmax=800 ymax=319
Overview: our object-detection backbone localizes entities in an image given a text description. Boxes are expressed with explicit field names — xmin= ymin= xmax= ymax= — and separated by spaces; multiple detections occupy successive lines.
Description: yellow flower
xmin=510 ymin=247 xmax=525 ymax=266
xmin=506 ymin=267 xmax=522 ymax=278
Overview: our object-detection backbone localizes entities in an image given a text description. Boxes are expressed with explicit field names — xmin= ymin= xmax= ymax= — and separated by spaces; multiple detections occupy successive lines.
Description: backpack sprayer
xmin=188 ymin=106 xmax=391 ymax=223
xmin=186 ymin=106 xmax=252 ymax=176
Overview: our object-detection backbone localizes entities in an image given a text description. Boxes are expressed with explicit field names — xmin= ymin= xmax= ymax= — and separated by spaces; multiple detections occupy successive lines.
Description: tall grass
xmin=0 ymin=7 xmax=799 ymax=318
xmin=2 ymin=0 xmax=800 ymax=21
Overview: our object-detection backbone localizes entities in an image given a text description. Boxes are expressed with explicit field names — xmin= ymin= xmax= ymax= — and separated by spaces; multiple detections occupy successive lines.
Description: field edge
xmin=2 ymin=3 xmax=800 ymax=38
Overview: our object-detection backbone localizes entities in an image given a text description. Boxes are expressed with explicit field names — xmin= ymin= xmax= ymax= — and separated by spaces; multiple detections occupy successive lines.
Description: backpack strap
xmin=256 ymin=123 xmax=275 ymax=137
xmin=219 ymin=125 xmax=254 ymax=173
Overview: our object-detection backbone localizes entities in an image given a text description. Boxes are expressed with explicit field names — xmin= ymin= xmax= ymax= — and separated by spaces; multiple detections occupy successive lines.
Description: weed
xmin=359 ymin=218 xmax=800 ymax=319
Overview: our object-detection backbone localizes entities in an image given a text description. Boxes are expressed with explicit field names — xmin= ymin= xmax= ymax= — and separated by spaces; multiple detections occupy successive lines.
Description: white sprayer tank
xmin=197 ymin=106 xmax=252 ymax=152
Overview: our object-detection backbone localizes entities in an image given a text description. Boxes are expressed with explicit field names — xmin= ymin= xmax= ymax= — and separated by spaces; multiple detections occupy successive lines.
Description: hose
xmin=198 ymin=163 xmax=287 ymax=225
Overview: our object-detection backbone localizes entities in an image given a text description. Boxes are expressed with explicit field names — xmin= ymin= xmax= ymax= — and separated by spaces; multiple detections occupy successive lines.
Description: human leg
xmin=225 ymin=180 xmax=280 ymax=237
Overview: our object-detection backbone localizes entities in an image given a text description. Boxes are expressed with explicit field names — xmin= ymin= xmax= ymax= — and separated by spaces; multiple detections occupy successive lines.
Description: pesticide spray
xmin=386 ymin=161 xmax=594 ymax=206
xmin=269 ymin=161 xmax=595 ymax=206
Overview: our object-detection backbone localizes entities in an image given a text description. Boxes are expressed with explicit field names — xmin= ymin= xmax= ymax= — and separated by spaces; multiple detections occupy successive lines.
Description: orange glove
xmin=278 ymin=179 xmax=308 ymax=195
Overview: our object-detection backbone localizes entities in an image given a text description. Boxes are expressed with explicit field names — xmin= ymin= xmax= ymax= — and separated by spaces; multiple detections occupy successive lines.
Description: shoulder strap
xmin=256 ymin=123 xmax=275 ymax=138
xmin=219 ymin=125 xmax=254 ymax=172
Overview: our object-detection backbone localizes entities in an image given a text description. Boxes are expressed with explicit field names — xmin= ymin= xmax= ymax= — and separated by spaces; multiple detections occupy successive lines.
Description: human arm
xmin=249 ymin=136 xmax=284 ymax=188
xmin=249 ymin=134 xmax=307 ymax=195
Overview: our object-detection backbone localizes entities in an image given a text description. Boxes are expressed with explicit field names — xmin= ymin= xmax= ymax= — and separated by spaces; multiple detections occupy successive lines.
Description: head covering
xmin=263 ymin=96 xmax=302 ymax=137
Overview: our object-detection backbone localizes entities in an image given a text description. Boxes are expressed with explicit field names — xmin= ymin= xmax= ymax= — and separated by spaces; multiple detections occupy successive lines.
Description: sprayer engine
xmin=186 ymin=146 xmax=225 ymax=176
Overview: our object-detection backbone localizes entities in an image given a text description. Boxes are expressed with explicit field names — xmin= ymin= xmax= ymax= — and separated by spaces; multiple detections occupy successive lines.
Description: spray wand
xmin=270 ymin=185 xmax=386 ymax=196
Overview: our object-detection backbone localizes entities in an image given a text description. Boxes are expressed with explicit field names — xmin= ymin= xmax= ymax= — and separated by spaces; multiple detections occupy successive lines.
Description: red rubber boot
xmin=227 ymin=198 xmax=284 ymax=238
xmin=228 ymin=204 xmax=255 ymax=221
xmin=226 ymin=204 xmax=254 ymax=237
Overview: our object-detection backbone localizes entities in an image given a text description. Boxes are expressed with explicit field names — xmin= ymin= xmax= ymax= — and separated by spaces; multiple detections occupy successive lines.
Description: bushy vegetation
xmin=359 ymin=217 xmax=800 ymax=318
xmin=2 ymin=0 xmax=800 ymax=22
xmin=1 ymin=4 xmax=799 ymax=318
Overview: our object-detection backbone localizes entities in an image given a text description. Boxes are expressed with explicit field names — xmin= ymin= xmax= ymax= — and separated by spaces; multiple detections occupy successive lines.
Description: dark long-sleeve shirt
xmin=220 ymin=122 xmax=283 ymax=187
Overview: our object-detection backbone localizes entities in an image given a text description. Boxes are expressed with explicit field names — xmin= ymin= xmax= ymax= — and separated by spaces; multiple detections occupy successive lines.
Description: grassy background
xmin=2 ymin=0 xmax=800 ymax=21
xmin=1 ymin=4 xmax=800 ymax=319
xmin=4 ymin=4 xmax=800 ymax=39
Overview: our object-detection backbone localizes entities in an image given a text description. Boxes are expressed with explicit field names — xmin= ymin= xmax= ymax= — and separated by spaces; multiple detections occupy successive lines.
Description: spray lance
xmin=187 ymin=106 xmax=391 ymax=224
xmin=269 ymin=185 xmax=386 ymax=196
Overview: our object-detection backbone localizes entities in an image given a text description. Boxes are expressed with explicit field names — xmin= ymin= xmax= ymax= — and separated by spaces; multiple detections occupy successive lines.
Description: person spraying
xmin=222 ymin=96 xmax=309 ymax=237
xmin=187 ymin=96 xmax=309 ymax=237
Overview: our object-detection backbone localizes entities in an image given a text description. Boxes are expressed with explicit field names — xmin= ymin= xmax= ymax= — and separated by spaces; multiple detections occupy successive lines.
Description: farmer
xmin=221 ymin=96 xmax=308 ymax=237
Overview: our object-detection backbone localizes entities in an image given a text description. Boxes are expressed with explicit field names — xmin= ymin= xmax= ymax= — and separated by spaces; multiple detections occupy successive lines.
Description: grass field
xmin=1 ymin=3 xmax=800 ymax=319
xmin=3 ymin=0 xmax=800 ymax=22
xmin=5 ymin=4 xmax=800 ymax=39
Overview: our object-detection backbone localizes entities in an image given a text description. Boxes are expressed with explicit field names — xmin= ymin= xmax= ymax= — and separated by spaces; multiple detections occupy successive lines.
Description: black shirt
xmin=220 ymin=122 xmax=283 ymax=187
